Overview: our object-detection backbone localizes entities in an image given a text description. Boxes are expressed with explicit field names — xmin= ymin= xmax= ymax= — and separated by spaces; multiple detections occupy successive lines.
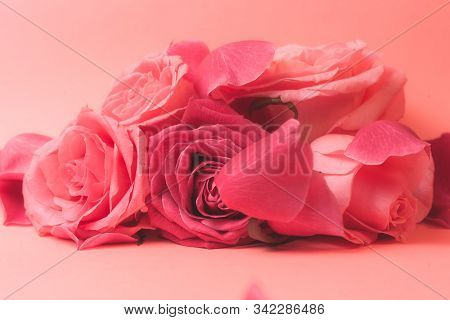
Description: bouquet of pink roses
xmin=1 ymin=40 xmax=448 ymax=249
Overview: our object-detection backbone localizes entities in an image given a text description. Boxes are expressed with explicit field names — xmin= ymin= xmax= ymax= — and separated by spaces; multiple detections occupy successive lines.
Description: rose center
xmin=389 ymin=194 xmax=414 ymax=228
xmin=61 ymin=159 xmax=86 ymax=191
xmin=191 ymin=158 xmax=238 ymax=219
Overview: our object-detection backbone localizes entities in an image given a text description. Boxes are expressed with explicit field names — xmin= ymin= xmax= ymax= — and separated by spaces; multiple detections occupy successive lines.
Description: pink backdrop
xmin=0 ymin=0 xmax=449 ymax=299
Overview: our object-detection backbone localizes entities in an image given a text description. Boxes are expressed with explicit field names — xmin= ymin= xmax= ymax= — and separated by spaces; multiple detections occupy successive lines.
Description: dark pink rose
xmin=196 ymin=41 xmax=406 ymax=140
xmin=0 ymin=134 xmax=51 ymax=225
xmin=427 ymin=133 xmax=450 ymax=227
xmin=101 ymin=52 xmax=195 ymax=127
xmin=23 ymin=108 xmax=149 ymax=249
xmin=141 ymin=98 xmax=312 ymax=248
xmin=269 ymin=121 xmax=434 ymax=243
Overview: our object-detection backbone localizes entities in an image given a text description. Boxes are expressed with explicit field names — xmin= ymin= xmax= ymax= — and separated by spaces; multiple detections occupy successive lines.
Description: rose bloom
xmin=101 ymin=52 xmax=195 ymax=127
xmin=195 ymin=40 xmax=406 ymax=140
xmin=427 ymin=133 xmax=450 ymax=227
xmin=268 ymin=121 xmax=434 ymax=243
xmin=141 ymin=98 xmax=312 ymax=248
xmin=22 ymin=108 xmax=149 ymax=249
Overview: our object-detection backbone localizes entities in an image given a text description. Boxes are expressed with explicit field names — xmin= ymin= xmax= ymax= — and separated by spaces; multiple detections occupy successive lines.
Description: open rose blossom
xmin=101 ymin=52 xmax=195 ymax=127
xmin=427 ymin=134 xmax=450 ymax=227
xmin=195 ymin=40 xmax=406 ymax=139
xmin=22 ymin=108 xmax=149 ymax=249
xmin=141 ymin=98 xmax=312 ymax=248
xmin=0 ymin=134 xmax=51 ymax=225
xmin=268 ymin=121 xmax=434 ymax=243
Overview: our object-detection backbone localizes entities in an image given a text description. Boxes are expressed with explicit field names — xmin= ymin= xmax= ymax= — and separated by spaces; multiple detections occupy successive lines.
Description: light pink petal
xmin=196 ymin=41 xmax=275 ymax=97
xmin=311 ymin=133 xmax=354 ymax=155
xmin=323 ymin=171 xmax=359 ymax=214
xmin=339 ymin=66 xmax=406 ymax=130
xmin=427 ymin=133 xmax=450 ymax=227
xmin=313 ymin=153 xmax=361 ymax=175
xmin=345 ymin=120 xmax=428 ymax=165
xmin=311 ymin=134 xmax=360 ymax=175
xmin=216 ymin=119 xmax=313 ymax=222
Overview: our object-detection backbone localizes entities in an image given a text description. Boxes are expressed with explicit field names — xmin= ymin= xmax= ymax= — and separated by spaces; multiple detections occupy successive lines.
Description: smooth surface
xmin=1 ymin=223 xmax=449 ymax=299
xmin=0 ymin=0 xmax=449 ymax=299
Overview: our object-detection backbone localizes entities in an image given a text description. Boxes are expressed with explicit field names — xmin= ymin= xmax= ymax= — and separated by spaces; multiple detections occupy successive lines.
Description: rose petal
xmin=78 ymin=233 xmax=138 ymax=250
xmin=160 ymin=231 xmax=232 ymax=249
xmin=167 ymin=40 xmax=209 ymax=80
xmin=216 ymin=119 xmax=313 ymax=222
xmin=182 ymin=98 xmax=258 ymax=127
xmin=0 ymin=180 xmax=29 ymax=225
xmin=345 ymin=120 xmax=428 ymax=165
xmin=311 ymin=134 xmax=360 ymax=175
xmin=196 ymin=40 xmax=275 ymax=97
xmin=269 ymin=173 xmax=346 ymax=237
xmin=339 ymin=66 xmax=406 ymax=130
xmin=0 ymin=134 xmax=51 ymax=177
xmin=0 ymin=133 xmax=51 ymax=225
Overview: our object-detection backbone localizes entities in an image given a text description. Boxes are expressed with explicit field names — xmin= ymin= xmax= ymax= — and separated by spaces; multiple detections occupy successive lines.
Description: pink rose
xmin=141 ymin=98 xmax=312 ymax=248
xmin=195 ymin=41 xmax=406 ymax=140
xmin=268 ymin=121 xmax=434 ymax=243
xmin=0 ymin=134 xmax=51 ymax=225
xmin=427 ymin=133 xmax=450 ymax=227
xmin=23 ymin=108 xmax=149 ymax=249
xmin=101 ymin=52 xmax=194 ymax=127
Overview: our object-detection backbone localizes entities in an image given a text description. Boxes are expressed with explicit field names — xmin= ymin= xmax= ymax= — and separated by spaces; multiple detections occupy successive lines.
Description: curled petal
xmin=0 ymin=133 xmax=51 ymax=225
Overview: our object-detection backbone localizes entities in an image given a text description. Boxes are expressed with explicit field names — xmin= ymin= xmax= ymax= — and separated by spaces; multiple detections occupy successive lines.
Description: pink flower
xmin=268 ymin=121 xmax=434 ymax=243
xmin=142 ymin=98 xmax=312 ymax=248
xmin=196 ymin=41 xmax=406 ymax=140
xmin=23 ymin=108 xmax=149 ymax=249
xmin=427 ymin=133 xmax=450 ymax=227
xmin=0 ymin=134 xmax=51 ymax=225
xmin=101 ymin=52 xmax=195 ymax=127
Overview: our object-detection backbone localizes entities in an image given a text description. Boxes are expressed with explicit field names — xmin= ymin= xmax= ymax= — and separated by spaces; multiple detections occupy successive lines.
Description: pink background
xmin=0 ymin=0 xmax=449 ymax=299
